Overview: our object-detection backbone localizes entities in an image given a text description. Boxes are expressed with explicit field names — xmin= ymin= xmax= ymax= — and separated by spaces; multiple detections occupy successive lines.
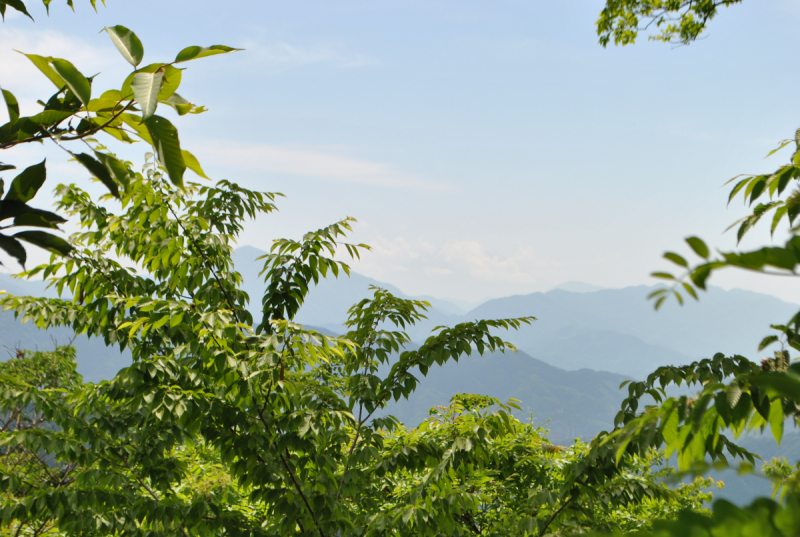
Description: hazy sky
xmin=2 ymin=0 xmax=800 ymax=304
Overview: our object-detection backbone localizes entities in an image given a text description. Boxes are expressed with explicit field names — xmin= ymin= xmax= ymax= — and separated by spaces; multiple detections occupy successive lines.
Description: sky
xmin=1 ymin=0 xmax=800 ymax=305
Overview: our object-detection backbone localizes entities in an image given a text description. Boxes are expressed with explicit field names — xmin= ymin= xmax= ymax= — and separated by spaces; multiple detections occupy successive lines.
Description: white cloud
xmin=347 ymin=234 xmax=562 ymax=299
xmin=199 ymin=140 xmax=446 ymax=189
xmin=248 ymin=41 xmax=379 ymax=69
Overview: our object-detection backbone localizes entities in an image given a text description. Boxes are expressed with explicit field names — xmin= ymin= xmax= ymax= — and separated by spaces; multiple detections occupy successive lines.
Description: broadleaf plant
xmin=0 ymin=21 xmax=237 ymax=266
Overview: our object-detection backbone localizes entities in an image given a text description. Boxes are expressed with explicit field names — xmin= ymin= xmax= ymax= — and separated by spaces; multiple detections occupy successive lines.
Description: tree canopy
xmin=3 ymin=1 xmax=792 ymax=536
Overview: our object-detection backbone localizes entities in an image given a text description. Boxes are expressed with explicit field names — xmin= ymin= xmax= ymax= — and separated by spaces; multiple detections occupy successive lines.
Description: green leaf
xmin=122 ymin=64 xmax=181 ymax=102
xmin=144 ymin=115 xmax=185 ymax=187
xmin=131 ymin=70 xmax=164 ymax=120
xmin=0 ymin=163 xmax=14 ymax=172
xmin=2 ymin=89 xmax=19 ymax=124
xmin=174 ymin=45 xmax=241 ymax=63
xmin=102 ymin=25 xmax=144 ymax=67
xmin=49 ymin=59 xmax=91 ymax=106
xmin=664 ymin=252 xmax=688 ymax=267
xmin=685 ymin=236 xmax=710 ymax=259
xmin=27 ymin=110 xmax=73 ymax=126
xmin=682 ymin=282 xmax=698 ymax=300
xmin=74 ymin=153 xmax=119 ymax=197
xmin=1 ymin=0 xmax=33 ymax=20
xmin=181 ymin=150 xmax=209 ymax=179
xmin=769 ymin=398 xmax=784 ymax=445
xmin=651 ymin=272 xmax=675 ymax=280
xmin=163 ymin=93 xmax=206 ymax=116
xmin=18 ymin=52 xmax=65 ymax=89
xmin=5 ymin=160 xmax=46 ymax=203
xmin=0 ymin=200 xmax=64 ymax=224
xmin=759 ymin=335 xmax=780 ymax=352
xmin=0 ymin=233 xmax=26 ymax=267
xmin=14 ymin=231 xmax=72 ymax=256
xmin=14 ymin=212 xmax=59 ymax=229
xmin=94 ymin=152 xmax=130 ymax=191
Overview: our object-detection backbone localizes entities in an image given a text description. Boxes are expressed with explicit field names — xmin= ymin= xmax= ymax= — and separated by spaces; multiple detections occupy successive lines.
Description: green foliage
xmin=0 ymin=23 xmax=238 ymax=267
xmin=0 ymin=6 xmax=726 ymax=536
xmin=0 ymin=148 xmax=715 ymax=535
xmin=594 ymin=3 xmax=800 ymax=528
xmin=597 ymin=0 xmax=744 ymax=46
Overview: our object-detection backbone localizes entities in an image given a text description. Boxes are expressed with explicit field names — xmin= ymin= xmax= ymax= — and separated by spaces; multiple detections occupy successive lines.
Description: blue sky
xmin=2 ymin=0 xmax=800 ymax=304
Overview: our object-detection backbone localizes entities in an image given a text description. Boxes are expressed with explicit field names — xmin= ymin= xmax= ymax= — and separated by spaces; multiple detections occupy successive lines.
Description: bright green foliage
xmin=0 ymin=347 xmax=83 ymax=537
xmin=586 ymin=495 xmax=800 ymax=537
xmin=0 ymin=150 xmax=718 ymax=535
xmin=596 ymin=100 xmax=800 ymax=537
xmin=0 ymin=338 xmax=712 ymax=536
xmin=0 ymin=25 xmax=237 ymax=266
xmin=597 ymin=0 xmax=744 ymax=46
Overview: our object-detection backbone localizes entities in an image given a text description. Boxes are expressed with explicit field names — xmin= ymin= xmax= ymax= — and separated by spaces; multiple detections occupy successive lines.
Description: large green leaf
xmin=19 ymin=52 xmax=65 ymax=89
xmin=102 ymin=25 xmax=144 ymax=67
xmin=174 ymin=45 xmax=241 ymax=63
xmin=27 ymin=110 xmax=73 ymax=125
xmin=74 ymin=153 xmax=120 ymax=197
xmin=131 ymin=70 xmax=164 ymax=119
xmin=0 ymin=200 xmax=66 ymax=225
xmin=50 ymin=59 xmax=91 ymax=106
xmin=14 ymin=212 xmax=59 ymax=229
xmin=121 ymin=64 xmax=181 ymax=101
xmin=14 ymin=230 xmax=72 ymax=256
xmin=5 ymin=160 xmax=46 ymax=203
xmin=0 ymin=233 xmax=26 ymax=267
xmin=182 ymin=150 xmax=209 ymax=179
xmin=144 ymin=115 xmax=185 ymax=187
xmin=94 ymin=151 xmax=131 ymax=191
xmin=2 ymin=89 xmax=19 ymax=124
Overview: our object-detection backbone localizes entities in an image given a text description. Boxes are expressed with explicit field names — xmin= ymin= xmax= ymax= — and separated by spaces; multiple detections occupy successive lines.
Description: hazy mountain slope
xmin=528 ymin=326 xmax=697 ymax=380
xmin=233 ymin=245 xmax=798 ymax=380
xmin=473 ymin=286 xmax=798 ymax=361
xmin=380 ymin=349 xmax=630 ymax=442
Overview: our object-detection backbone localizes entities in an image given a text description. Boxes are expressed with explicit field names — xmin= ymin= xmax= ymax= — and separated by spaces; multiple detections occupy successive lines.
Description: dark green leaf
xmin=0 ymin=200 xmax=64 ymax=224
xmin=94 ymin=152 xmax=130 ymax=190
xmin=14 ymin=230 xmax=72 ymax=256
xmin=689 ymin=264 xmax=712 ymax=289
xmin=102 ymin=25 xmax=144 ymax=67
xmin=13 ymin=212 xmax=59 ymax=229
xmin=49 ymin=59 xmax=91 ymax=106
xmin=0 ymin=233 xmax=26 ymax=267
xmin=144 ymin=115 xmax=185 ymax=187
xmin=74 ymin=153 xmax=119 ymax=197
xmin=0 ymin=163 xmax=15 ymax=172
xmin=1 ymin=0 xmax=33 ymax=20
xmin=5 ymin=160 xmax=46 ymax=203
xmin=2 ymin=89 xmax=19 ymax=124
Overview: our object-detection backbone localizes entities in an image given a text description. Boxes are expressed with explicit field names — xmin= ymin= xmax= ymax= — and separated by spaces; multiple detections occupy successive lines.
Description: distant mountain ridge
xmin=234 ymin=245 xmax=798 ymax=380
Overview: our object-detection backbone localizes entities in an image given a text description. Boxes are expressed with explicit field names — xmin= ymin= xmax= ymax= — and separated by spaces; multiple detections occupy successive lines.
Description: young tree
xmin=1 ymin=5 xmax=237 ymax=267
xmin=588 ymin=1 xmax=800 ymax=535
